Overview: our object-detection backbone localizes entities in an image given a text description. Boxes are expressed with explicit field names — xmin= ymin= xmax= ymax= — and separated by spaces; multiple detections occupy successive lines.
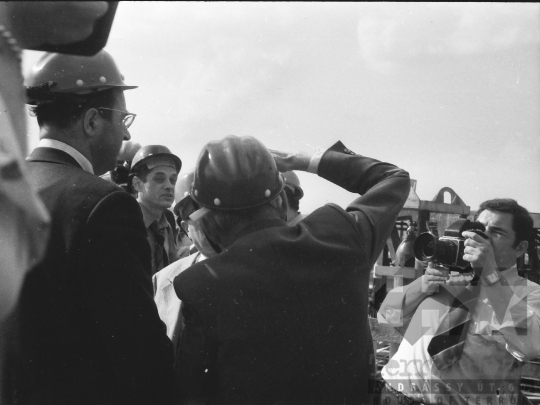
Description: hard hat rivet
xmin=76 ymin=79 xmax=84 ymax=86
xmin=214 ymin=198 xmax=221 ymax=206
xmin=100 ymin=76 xmax=106 ymax=83
xmin=265 ymin=189 xmax=271 ymax=197
xmin=194 ymin=190 xmax=198 ymax=197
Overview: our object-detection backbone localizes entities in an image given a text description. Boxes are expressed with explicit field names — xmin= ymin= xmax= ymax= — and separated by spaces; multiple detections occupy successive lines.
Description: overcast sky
xmin=23 ymin=2 xmax=540 ymax=214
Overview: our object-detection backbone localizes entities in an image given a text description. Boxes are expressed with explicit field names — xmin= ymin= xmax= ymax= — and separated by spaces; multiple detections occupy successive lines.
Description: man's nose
xmin=165 ymin=179 xmax=174 ymax=189
xmin=123 ymin=129 xmax=131 ymax=141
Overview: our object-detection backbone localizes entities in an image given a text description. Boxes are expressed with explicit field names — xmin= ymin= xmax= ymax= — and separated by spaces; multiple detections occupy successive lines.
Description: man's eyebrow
xmin=488 ymin=225 xmax=508 ymax=234
xmin=152 ymin=171 xmax=175 ymax=176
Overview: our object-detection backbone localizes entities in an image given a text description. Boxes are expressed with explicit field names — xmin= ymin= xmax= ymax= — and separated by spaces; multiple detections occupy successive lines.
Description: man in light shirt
xmin=153 ymin=169 xmax=219 ymax=356
xmin=378 ymin=199 xmax=540 ymax=405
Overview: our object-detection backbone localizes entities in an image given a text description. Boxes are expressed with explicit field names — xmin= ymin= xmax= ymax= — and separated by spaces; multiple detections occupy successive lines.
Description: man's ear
xmin=515 ymin=240 xmax=529 ymax=259
xmin=83 ymin=108 xmax=101 ymax=137
xmin=132 ymin=175 xmax=143 ymax=193
xmin=199 ymin=214 xmax=223 ymax=247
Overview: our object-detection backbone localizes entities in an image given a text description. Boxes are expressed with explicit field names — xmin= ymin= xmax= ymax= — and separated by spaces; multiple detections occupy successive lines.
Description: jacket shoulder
xmin=155 ymin=253 xmax=199 ymax=287
xmin=28 ymin=158 xmax=122 ymax=199
xmin=173 ymin=255 xmax=226 ymax=302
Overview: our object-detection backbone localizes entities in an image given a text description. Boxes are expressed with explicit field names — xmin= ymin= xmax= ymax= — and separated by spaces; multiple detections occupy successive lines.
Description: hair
xmin=200 ymin=193 xmax=287 ymax=243
xmin=127 ymin=164 xmax=151 ymax=195
xmin=476 ymin=198 xmax=533 ymax=247
xmin=29 ymin=89 xmax=118 ymax=129
xmin=131 ymin=165 xmax=151 ymax=182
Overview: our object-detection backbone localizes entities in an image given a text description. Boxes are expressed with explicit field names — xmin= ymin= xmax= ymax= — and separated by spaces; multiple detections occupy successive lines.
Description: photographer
xmin=377 ymin=199 xmax=540 ymax=405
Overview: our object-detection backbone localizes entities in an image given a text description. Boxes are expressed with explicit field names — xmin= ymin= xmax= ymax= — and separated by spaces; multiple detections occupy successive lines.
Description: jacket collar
xmin=27 ymin=147 xmax=82 ymax=170
xmin=37 ymin=139 xmax=94 ymax=174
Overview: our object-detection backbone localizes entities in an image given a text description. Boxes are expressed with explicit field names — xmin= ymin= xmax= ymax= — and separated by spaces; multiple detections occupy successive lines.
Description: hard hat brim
xmin=51 ymin=85 xmax=138 ymax=94
xmin=131 ymin=153 xmax=182 ymax=175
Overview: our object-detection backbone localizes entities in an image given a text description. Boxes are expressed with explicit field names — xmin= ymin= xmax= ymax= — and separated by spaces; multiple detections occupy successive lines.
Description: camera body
xmin=111 ymin=160 xmax=130 ymax=185
xmin=413 ymin=219 xmax=488 ymax=272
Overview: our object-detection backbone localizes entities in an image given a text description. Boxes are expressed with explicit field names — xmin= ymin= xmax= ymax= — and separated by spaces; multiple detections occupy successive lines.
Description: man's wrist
xmin=306 ymin=147 xmax=325 ymax=174
xmin=481 ymin=269 xmax=501 ymax=286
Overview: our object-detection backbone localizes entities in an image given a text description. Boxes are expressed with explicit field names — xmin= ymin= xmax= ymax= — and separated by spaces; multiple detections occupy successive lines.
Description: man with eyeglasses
xmin=2 ymin=50 xmax=174 ymax=405
xmin=153 ymin=169 xmax=220 ymax=362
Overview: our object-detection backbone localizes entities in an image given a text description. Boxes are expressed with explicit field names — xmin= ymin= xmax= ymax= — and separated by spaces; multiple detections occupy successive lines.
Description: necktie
xmin=427 ymin=275 xmax=480 ymax=370
xmin=150 ymin=221 xmax=169 ymax=274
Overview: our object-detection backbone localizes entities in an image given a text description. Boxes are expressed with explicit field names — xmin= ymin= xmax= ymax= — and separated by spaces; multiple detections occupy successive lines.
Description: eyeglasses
xmin=174 ymin=194 xmax=200 ymax=223
xmin=97 ymin=107 xmax=136 ymax=130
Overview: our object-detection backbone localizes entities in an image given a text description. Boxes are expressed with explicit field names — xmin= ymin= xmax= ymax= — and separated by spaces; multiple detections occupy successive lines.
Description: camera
xmin=111 ymin=160 xmax=131 ymax=185
xmin=413 ymin=219 xmax=488 ymax=272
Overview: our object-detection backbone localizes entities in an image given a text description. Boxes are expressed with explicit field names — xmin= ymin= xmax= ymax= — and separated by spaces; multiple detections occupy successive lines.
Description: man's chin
xmin=158 ymin=201 xmax=173 ymax=210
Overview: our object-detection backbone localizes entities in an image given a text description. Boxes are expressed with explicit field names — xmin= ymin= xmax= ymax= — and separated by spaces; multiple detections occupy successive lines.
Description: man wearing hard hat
xmin=172 ymin=170 xmax=205 ymax=259
xmin=153 ymin=169 xmax=220 ymax=357
xmin=173 ymin=135 xmax=410 ymax=404
xmin=129 ymin=145 xmax=182 ymax=276
xmin=3 ymin=50 xmax=174 ymax=405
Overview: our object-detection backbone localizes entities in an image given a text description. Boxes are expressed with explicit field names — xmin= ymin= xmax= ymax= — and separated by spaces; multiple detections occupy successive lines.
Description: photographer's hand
xmin=393 ymin=262 xmax=449 ymax=320
xmin=462 ymin=231 xmax=497 ymax=277
xmin=462 ymin=231 xmax=523 ymax=327
xmin=422 ymin=263 xmax=449 ymax=295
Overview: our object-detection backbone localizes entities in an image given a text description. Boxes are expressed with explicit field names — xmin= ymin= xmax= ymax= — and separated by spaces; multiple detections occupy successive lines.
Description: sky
xmin=22 ymin=2 xmax=540 ymax=214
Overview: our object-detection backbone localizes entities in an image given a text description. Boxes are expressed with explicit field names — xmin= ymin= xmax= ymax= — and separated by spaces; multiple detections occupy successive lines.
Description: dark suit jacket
xmin=173 ymin=141 xmax=410 ymax=405
xmin=2 ymin=147 xmax=174 ymax=405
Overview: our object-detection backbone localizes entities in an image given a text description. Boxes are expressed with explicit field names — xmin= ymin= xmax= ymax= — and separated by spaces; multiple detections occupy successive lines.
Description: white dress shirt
xmin=38 ymin=138 xmax=94 ymax=174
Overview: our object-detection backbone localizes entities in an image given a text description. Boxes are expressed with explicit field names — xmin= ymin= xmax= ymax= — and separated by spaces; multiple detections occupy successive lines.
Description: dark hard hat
xmin=281 ymin=171 xmax=304 ymax=200
xmin=25 ymin=50 xmax=137 ymax=105
xmin=173 ymin=170 xmax=195 ymax=217
xmin=130 ymin=145 xmax=182 ymax=175
xmin=191 ymin=135 xmax=284 ymax=210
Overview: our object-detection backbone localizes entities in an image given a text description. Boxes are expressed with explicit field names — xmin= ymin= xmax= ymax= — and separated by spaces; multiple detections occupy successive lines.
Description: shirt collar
xmin=500 ymin=264 xmax=519 ymax=285
xmin=139 ymin=202 xmax=169 ymax=229
xmin=38 ymin=139 xmax=94 ymax=174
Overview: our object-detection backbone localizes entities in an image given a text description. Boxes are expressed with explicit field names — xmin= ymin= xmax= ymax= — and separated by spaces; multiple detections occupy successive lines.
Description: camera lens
xmin=413 ymin=233 xmax=437 ymax=261
xmin=422 ymin=241 xmax=436 ymax=258
xmin=413 ymin=233 xmax=459 ymax=266
xmin=432 ymin=239 xmax=458 ymax=266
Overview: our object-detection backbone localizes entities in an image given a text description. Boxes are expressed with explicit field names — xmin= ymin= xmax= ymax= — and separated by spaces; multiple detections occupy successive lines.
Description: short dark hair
xmin=127 ymin=166 xmax=151 ymax=195
xmin=131 ymin=165 xmax=151 ymax=183
xmin=200 ymin=193 xmax=287 ymax=242
xmin=29 ymin=89 xmax=118 ymax=129
xmin=477 ymin=199 xmax=533 ymax=247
